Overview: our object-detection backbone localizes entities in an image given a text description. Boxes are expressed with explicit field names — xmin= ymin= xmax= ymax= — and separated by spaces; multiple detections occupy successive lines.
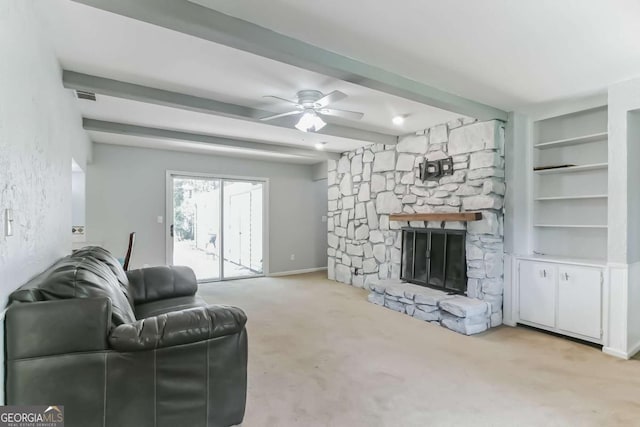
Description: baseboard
xmin=602 ymin=346 xmax=631 ymax=360
xmin=627 ymin=340 xmax=640 ymax=359
xmin=268 ymin=267 xmax=327 ymax=277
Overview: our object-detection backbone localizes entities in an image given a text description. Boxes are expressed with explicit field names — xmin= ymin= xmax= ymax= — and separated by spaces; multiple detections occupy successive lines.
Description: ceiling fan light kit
xmin=295 ymin=110 xmax=326 ymax=132
xmin=261 ymin=89 xmax=364 ymax=133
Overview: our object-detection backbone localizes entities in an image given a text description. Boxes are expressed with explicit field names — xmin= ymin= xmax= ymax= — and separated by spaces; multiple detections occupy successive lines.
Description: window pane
xmin=223 ymin=181 xmax=263 ymax=278
xmin=172 ymin=177 xmax=221 ymax=281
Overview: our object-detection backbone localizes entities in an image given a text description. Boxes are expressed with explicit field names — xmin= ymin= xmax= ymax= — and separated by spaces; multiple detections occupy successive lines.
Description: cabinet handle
xmin=541 ymin=269 xmax=547 ymax=278
xmin=563 ymin=273 xmax=569 ymax=281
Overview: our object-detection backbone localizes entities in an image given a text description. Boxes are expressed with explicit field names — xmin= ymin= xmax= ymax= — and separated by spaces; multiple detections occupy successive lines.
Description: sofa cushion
xmin=10 ymin=256 xmax=136 ymax=326
xmin=135 ymin=295 xmax=207 ymax=319
xmin=8 ymin=258 xmax=68 ymax=303
xmin=109 ymin=305 xmax=247 ymax=351
xmin=126 ymin=266 xmax=197 ymax=304
xmin=71 ymin=246 xmax=133 ymax=305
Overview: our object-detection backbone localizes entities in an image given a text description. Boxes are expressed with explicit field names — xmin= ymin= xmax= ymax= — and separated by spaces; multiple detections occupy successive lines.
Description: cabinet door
xmin=557 ymin=266 xmax=602 ymax=339
xmin=519 ymin=261 xmax=556 ymax=328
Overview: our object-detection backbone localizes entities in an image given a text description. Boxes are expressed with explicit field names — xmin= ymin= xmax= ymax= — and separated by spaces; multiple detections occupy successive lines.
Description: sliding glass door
xmin=168 ymin=173 xmax=265 ymax=282
xmin=223 ymin=181 xmax=264 ymax=278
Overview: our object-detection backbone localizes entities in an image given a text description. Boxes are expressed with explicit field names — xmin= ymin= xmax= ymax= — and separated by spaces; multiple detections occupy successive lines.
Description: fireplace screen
xmin=401 ymin=228 xmax=466 ymax=294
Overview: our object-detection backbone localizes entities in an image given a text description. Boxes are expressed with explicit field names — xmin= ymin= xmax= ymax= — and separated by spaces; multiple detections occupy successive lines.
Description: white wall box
xmin=517 ymin=258 xmax=603 ymax=344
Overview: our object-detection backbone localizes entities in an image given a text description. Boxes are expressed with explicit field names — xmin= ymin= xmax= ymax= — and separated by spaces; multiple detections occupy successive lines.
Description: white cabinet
xmin=517 ymin=258 xmax=603 ymax=343
xmin=557 ymin=266 xmax=602 ymax=339
xmin=519 ymin=262 xmax=556 ymax=327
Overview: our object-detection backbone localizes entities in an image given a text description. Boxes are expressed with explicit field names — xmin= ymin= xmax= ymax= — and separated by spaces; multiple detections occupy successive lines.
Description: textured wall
xmin=0 ymin=0 xmax=91 ymax=403
xmin=87 ymin=144 xmax=327 ymax=274
xmin=327 ymin=119 xmax=505 ymax=323
xmin=0 ymin=0 xmax=90 ymax=304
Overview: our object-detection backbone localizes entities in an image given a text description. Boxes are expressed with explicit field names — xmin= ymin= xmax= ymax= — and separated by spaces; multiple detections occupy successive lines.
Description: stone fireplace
xmin=327 ymin=118 xmax=505 ymax=335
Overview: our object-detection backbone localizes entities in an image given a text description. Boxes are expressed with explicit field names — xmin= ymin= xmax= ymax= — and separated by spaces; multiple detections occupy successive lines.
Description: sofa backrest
xmin=71 ymin=246 xmax=134 ymax=306
xmin=9 ymin=252 xmax=136 ymax=326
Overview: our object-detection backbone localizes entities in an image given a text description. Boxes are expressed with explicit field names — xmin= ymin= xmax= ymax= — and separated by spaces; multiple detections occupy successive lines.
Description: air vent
xmin=75 ymin=90 xmax=96 ymax=101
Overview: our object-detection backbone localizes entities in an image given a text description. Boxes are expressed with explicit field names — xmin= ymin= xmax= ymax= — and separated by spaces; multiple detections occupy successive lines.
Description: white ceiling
xmin=35 ymin=0 xmax=469 ymax=160
xmin=192 ymin=0 xmax=640 ymax=110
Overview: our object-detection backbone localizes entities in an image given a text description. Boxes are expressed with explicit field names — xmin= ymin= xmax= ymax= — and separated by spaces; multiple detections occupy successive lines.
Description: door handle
xmin=170 ymin=224 xmax=174 ymax=237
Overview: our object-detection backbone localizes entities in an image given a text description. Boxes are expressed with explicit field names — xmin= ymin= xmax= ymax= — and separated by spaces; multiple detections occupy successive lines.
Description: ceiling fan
xmin=260 ymin=90 xmax=364 ymax=132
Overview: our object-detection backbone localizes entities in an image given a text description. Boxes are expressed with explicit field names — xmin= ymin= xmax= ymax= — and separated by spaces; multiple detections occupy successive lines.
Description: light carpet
xmin=198 ymin=272 xmax=640 ymax=427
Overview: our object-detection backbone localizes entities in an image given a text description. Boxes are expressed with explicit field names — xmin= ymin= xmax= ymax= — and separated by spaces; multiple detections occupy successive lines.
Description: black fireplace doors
xmin=401 ymin=228 xmax=466 ymax=294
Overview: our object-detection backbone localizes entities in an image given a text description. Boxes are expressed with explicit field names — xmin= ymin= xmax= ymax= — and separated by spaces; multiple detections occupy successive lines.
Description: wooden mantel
xmin=389 ymin=212 xmax=483 ymax=222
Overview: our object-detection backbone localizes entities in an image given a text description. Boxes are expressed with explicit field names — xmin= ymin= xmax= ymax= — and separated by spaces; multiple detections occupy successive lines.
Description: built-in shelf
xmin=532 ymin=106 xmax=609 ymax=261
xmin=534 ymin=163 xmax=608 ymax=175
xmin=533 ymin=224 xmax=608 ymax=229
xmin=534 ymin=194 xmax=608 ymax=201
xmin=389 ymin=212 xmax=482 ymax=222
xmin=534 ymin=132 xmax=608 ymax=150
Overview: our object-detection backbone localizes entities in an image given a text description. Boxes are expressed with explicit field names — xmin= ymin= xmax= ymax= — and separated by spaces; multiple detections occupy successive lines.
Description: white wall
xmin=0 ymin=0 xmax=91 ymax=303
xmin=502 ymin=112 xmax=531 ymax=326
xmin=310 ymin=178 xmax=329 ymax=270
xmin=605 ymin=78 xmax=640 ymax=358
xmin=87 ymin=144 xmax=327 ymax=274
xmin=72 ymin=170 xmax=86 ymax=226
xmin=624 ymin=109 xmax=640 ymax=355
xmin=625 ymin=110 xmax=640 ymax=264
xmin=0 ymin=0 xmax=91 ymax=403
xmin=312 ymin=161 xmax=328 ymax=181
xmin=608 ymin=79 xmax=640 ymax=264
xmin=503 ymin=112 xmax=531 ymax=256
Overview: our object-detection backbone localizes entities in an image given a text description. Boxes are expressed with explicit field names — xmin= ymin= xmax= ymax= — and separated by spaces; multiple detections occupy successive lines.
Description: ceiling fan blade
xmin=259 ymin=110 xmax=302 ymax=121
xmin=319 ymin=108 xmax=364 ymax=121
xmin=263 ymin=95 xmax=300 ymax=106
xmin=315 ymin=90 xmax=348 ymax=108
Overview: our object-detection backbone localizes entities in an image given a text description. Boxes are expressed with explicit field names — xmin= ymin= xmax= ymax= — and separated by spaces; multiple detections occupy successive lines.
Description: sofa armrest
xmin=108 ymin=305 xmax=247 ymax=351
xmin=5 ymin=298 xmax=112 ymax=360
xmin=126 ymin=265 xmax=197 ymax=304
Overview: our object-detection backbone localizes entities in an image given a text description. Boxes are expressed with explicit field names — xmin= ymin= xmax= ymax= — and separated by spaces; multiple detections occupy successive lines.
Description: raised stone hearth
xmin=368 ymin=280 xmax=495 ymax=335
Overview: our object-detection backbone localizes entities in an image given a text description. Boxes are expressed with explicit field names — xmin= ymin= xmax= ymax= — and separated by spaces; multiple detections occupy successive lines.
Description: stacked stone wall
xmin=327 ymin=119 xmax=506 ymax=325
